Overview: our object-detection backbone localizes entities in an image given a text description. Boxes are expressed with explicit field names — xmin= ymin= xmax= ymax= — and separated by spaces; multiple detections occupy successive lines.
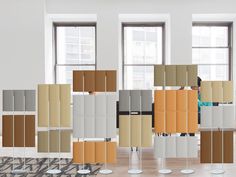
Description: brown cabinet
xmin=200 ymin=131 xmax=233 ymax=163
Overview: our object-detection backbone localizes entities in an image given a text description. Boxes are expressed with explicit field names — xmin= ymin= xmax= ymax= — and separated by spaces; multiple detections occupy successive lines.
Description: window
xmin=54 ymin=23 xmax=96 ymax=84
xmin=122 ymin=24 xmax=164 ymax=89
xmin=192 ymin=23 xmax=232 ymax=81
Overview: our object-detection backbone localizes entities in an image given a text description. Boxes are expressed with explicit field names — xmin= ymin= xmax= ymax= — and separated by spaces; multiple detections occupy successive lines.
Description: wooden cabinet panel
xmin=85 ymin=142 xmax=96 ymax=163
xmin=176 ymin=90 xmax=187 ymax=111
xmin=166 ymin=111 xmax=176 ymax=133
xmin=61 ymin=130 xmax=71 ymax=152
xmin=165 ymin=65 xmax=176 ymax=86
xmin=201 ymin=81 xmax=212 ymax=102
xmin=141 ymin=116 xmax=152 ymax=147
xmin=107 ymin=142 xmax=117 ymax=163
xmin=73 ymin=71 xmax=84 ymax=92
xmin=106 ymin=71 xmax=116 ymax=92
xmin=213 ymin=131 xmax=223 ymax=163
xmin=2 ymin=115 xmax=13 ymax=147
xmin=119 ymin=115 xmax=130 ymax=147
xmin=200 ymin=131 xmax=211 ymax=163
xmin=50 ymin=130 xmax=60 ymax=152
xmin=73 ymin=142 xmax=83 ymax=164
xmin=49 ymin=85 xmax=60 ymax=127
xmin=154 ymin=65 xmax=165 ymax=86
xmin=155 ymin=90 xmax=165 ymax=112
xmin=131 ymin=115 xmax=141 ymax=147
xmin=38 ymin=85 xmax=49 ymax=127
xmin=131 ymin=90 xmax=141 ymax=112
xmin=223 ymin=131 xmax=233 ymax=163
xmin=187 ymin=65 xmax=197 ymax=86
xmin=154 ymin=112 xmax=164 ymax=133
xmin=176 ymin=65 xmax=187 ymax=86
xmin=60 ymin=84 xmax=71 ymax=127
xmin=14 ymin=115 xmax=24 ymax=147
xmin=223 ymin=81 xmax=233 ymax=102
xmin=188 ymin=90 xmax=198 ymax=112
xmin=38 ymin=131 xmax=49 ymax=152
xmin=25 ymin=115 xmax=35 ymax=147
xmin=84 ymin=71 xmax=95 ymax=92
xmin=95 ymin=71 xmax=106 ymax=92
xmin=95 ymin=142 xmax=106 ymax=163
xmin=212 ymin=81 xmax=223 ymax=102
xmin=176 ymin=111 xmax=187 ymax=133
xmin=188 ymin=112 xmax=198 ymax=133
xmin=166 ymin=91 xmax=176 ymax=111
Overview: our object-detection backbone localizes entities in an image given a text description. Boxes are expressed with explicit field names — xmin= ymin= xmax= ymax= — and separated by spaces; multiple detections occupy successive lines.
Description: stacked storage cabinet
xmin=200 ymin=81 xmax=234 ymax=165
xmin=153 ymin=65 xmax=198 ymax=173
xmin=72 ymin=70 xmax=117 ymax=169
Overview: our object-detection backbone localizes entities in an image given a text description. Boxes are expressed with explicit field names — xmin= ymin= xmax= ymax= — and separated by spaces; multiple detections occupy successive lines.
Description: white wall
xmin=0 ymin=0 xmax=45 ymax=133
xmin=0 ymin=0 xmax=236 ymax=134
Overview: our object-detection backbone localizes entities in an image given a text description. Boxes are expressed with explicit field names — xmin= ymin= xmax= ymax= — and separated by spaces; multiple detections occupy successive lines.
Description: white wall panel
xmin=84 ymin=116 xmax=95 ymax=138
xmin=73 ymin=95 xmax=84 ymax=138
xmin=166 ymin=136 xmax=176 ymax=158
xmin=187 ymin=137 xmax=198 ymax=158
xmin=95 ymin=116 xmax=106 ymax=138
xmin=154 ymin=136 xmax=165 ymax=158
xmin=176 ymin=137 xmax=187 ymax=158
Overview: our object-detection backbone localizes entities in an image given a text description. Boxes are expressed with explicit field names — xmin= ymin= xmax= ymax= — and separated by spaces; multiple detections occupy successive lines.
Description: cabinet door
xmin=176 ymin=65 xmax=187 ymax=86
xmin=223 ymin=81 xmax=233 ymax=102
xmin=95 ymin=142 xmax=106 ymax=163
xmin=73 ymin=142 xmax=83 ymax=164
xmin=25 ymin=90 xmax=36 ymax=111
xmin=141 ymin=115 xmax=152 ymax=147
xmin=223 ymin=105 xmax=235 ymax=128
xmin=187 ymin=65 xmax=197 ymax=86
xmin=60 ymin=84 xmax=71 ymax=127
xmin=141 ymin=90 xmax=152 ymax=112
xmin=106 ymin=94 xmax=117 ymax=138
xmin=73 ymin=95 xmax=84 ymax=138
xmin=14 ymin=115 xmax=24 ymax=147
xmin=188 ymin=90 xmax=198 ymax=112
xmin=131 ymin=115 xmax=141 ymax=147
xmin=25 ymin=115 xmax=35 ymax=147
xmin=166 ymin=111 xmax=176 ymax=133
xmin=188 ymin=111 xmax=198 ymax=133
xmin=119 ymin=90 xmax=130 ymax=112
xmin=200 ymin=131 xmax=211 ymax=163
xmin=212 ymin=81 xmax=223 ymax=102
xmin=201 ymin=82 xmax=212 ymax=102
xmin=2 ymin=115 xmax=13 ymax=147
xmin=95 ymin=71 xmax=106 ymax=92
xmin=49 ymin=85 xmax=60 ymax=127
xmin=212 ymin=106 xmax=223 ymax=128
xmin=38 ymin=131 xmax=49 ymax=152
xmin=176 ymin=111 xmax=187 ymax=133
xmin=85 ymin=142 xmax=95 ymax=163
xmin=154 ymin=136 xmax=165 ymax=158
xmin=176 ymin=137 xmax=187 ymax=158
xmin=154 ymin=65 xmax=165 ymax=86
xmin=106 ymin=71 xmax=116 ymax=92
xmin=166 ymin=90 xmax=176 ymax=111
xmin=84 ymin=71 xmax=95 ymax=92
xmin=201 ymin=106 xmax=212 ymax=128
xmin=14 ymin=90 xmax=25 ymax=111
xmin=38 ymin=85 xmax=49 ymax=127
xmin=119 ymin=115 xmax=130 ymax=147
xmin=84 ymin=95 xmax=95 ymax=138
xmin=188 ymin=136 xmax=198 ymax=158
xmin=223 ymin=131 xmax=233 ymax=163
xmin=166 ymin=137 xmax=176 ymax=158
xmin=213 ymin=131 xmax=223 ymax=163
xmin=73 ymin=71 xmax=84 ymax=92
xmin=176 ymin=90 xmax=187 ymax=112
xmin=107 ymin=142 xmax=117 ymax=163
xmin=60 ymin=130 xmax=71 ymax=152
xmin=50 ymin=130 xmax=60 ymax=152
xmin=165 ymin=65 xmax=176 ymax=86
xmin=131 ymin=90 xmax=141 ymax=112
xmin=3 ymin=90 xmax=14 ymax=111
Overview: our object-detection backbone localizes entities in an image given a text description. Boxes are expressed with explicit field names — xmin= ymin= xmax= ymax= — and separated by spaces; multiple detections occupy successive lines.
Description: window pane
xmin=192 ymin=48 xmax=229 ymax=64
xmin=192 ymin=26 xmax=228 ymax=47
xmin=56 ymin=26 xmax=96 ymax=64
xmin=198 ymin=65 xmax=228 ymax=81
xmin=124 ymin=66 xmax=154 ymax=89
xmin=124 ymin=26 xmax=163 ymax=64
xmin=56 ymin=65 xmax=95 ymax=84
